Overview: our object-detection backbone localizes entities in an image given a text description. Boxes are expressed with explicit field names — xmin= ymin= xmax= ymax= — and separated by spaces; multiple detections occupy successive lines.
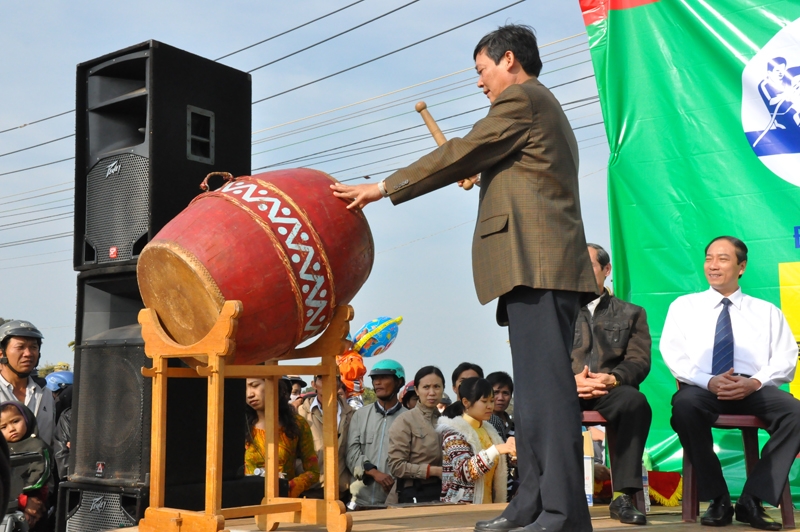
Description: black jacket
xmin=571 ymin=290 xmax=652 ymax=388
xmin=54 ymin=407 xmax=71 ymax=482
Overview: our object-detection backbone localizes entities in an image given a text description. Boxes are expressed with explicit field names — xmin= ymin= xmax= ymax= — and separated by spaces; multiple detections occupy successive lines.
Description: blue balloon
xmin=352 ymin=316 xmax=403 ymax=358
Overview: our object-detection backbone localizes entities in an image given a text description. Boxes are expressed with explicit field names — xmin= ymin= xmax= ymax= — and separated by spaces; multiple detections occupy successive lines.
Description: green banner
xmin=581 ymin=0 xmax=800 ymax=501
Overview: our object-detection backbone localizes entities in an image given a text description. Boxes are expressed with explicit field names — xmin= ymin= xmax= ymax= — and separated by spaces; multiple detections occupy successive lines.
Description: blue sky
xmin=0 ymin=0 xmax=610 ymax=382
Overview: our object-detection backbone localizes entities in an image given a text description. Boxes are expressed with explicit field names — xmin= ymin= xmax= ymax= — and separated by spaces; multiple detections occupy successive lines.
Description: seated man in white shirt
xmin=0 ymin=320 xmax=55 ymax=447
xmin=661 ymin=236 xmax=800 ymax=531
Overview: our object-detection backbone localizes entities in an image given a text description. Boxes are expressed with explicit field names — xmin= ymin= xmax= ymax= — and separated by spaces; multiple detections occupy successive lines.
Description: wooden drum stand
xmin=137 ymin=300 xmax=353 ymax=532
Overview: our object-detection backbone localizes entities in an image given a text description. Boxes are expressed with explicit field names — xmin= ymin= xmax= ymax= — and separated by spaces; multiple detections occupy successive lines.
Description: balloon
xmin=352 ymin=316 xmax=403 ymax=358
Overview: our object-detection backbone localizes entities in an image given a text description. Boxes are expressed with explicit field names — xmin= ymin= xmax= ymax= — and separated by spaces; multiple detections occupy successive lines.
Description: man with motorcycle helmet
xmin=0 ymin=320 xmax=55 ymax=446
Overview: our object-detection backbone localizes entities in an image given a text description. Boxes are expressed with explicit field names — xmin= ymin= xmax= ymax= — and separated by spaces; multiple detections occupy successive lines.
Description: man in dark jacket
xmin=572 ymin=244 xmax=652 ymax=526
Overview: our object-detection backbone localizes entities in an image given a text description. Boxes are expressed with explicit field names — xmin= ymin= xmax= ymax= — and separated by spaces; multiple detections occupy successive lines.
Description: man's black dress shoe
xmin=474 ymin=516 xmax=522 ymax=532
xmin=609 ymin=493 xmax=647 ymax=525
xmin=735 ymin=493 xmax=782 ymax=530
xmin=701 ymin=495 xmax=733 ymax=527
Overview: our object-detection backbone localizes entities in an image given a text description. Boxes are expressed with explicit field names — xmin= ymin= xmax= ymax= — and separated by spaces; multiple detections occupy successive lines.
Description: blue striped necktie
xmin=711 ymin=298 xmax=734 ymax=375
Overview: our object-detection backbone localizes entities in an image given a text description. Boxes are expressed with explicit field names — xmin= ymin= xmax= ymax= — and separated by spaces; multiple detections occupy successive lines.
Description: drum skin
xmin=136 ymin=169 xmax=374 ymax=364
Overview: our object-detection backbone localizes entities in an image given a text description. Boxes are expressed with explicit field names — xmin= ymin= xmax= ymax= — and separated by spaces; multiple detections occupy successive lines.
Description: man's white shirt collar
xmin=706 ymin=286 xmax=743 ymax=310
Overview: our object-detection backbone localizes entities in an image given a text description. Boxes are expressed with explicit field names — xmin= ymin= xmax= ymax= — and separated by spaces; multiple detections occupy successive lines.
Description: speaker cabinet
xmin=70 ymin=324 xmax=151 ymax=486
xmin=57 ymin=482 xmax=147 ymax=532
xmin=73 ymin=40 xmax=251 ymax=270
xmin=69 ymin=324 xmax=246 ymax=491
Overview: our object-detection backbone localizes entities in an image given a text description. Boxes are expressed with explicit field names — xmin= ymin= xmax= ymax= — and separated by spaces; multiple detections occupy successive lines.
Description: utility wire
xmin=0 ymin=248 xmax=72 ymax=263
xmin=0 ymin=212 xmax=73 ymax=231
xmin=254 ymin=57 xmax=591 ymax=147
xmin=0 ymin=135 xmax=74 ymax=159
xmin=0 ymin=110 xmax=73 ymax=136
xmin=252 ymin=0 xmax=526 ymax=104
xmin=6 ymin=182 xmax=71 ymax=199
xmin=250 ymin=32 xmax=585 ymax=136
xmin=2 ymin=197 xmax=72 ymax=214
xmin=253 ymin=73 xmax=594 ymax=158
xmin=0 ymin=203 xmax=72 ymax=220
xmin=0 ymin=259 xmax=72 ymax=271
xmin=256 ymin=93 xmax=598 ymax=171
xmin=247 ymin=0 xmax=420 ymax=73
xmin=0 ymin=158 xmax=72 ymax=178
xmin=215 ymin=0 xmax=367 ymax=61
xmin=1 ymin=36 xmax=586 ymax=163
xmin=252 ymin=77 xmax=476 ymax=144
xmin=0 ymin=232 xmax=72 ymax=249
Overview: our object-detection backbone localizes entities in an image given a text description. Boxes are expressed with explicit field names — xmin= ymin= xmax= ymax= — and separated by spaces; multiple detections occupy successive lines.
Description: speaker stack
xmin=58 ymin=40 xmax=256 ymax=532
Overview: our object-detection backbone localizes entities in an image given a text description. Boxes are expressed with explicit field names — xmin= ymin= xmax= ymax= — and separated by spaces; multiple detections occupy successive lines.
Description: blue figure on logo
xmin=748 ymin=57 xmax=800 ymax=155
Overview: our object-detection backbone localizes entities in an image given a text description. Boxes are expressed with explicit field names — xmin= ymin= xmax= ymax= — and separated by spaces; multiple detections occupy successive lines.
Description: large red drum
xmin=136 ymin=169 xmax=374 ymax=364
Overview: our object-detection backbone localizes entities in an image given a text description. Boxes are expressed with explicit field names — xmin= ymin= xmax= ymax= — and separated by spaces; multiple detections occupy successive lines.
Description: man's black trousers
xmin=671 ymin=384 xmax=800 ymax=505
xmin=580 ymin=385 xmax=652 ymax=492
xmin=499 ymin=287 xmax=592 ymax=532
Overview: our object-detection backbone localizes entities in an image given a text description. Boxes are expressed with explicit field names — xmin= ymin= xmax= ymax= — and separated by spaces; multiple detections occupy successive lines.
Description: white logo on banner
xmin=741 ymin=17 xmax=800 ymax=187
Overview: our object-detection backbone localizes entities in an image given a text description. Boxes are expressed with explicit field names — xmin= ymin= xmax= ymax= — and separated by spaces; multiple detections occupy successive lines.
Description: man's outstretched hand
xmin=331 ymin=181 xmax=383 ymax=210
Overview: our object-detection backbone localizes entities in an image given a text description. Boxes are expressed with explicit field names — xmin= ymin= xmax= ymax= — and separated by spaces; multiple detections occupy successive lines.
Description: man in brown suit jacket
xmin=332 ymin=24 xmax=596 ymax=532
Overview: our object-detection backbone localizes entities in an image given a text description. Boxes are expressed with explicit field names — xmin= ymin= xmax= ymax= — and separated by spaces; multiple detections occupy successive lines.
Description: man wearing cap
xmin=346 ymin=359 xmax=407 ymax=508
xmin=0 ymin=320 xmax=56 ymax=446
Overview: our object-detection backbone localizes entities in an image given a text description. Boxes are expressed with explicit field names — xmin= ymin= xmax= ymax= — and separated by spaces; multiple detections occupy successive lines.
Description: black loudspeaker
xmin=73 ymin=39 xmax=251 ymax=270
xmin=69 ymin=325 xmax=246 ymax=491
xmin=57 ymin=482 xmax=147 ymax=532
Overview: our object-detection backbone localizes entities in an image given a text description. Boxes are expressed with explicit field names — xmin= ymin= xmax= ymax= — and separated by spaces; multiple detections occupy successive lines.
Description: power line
xmin=252 ymin=77 xmax=476 ymax=145
xmin=0 ymin=134 xmax=74 ymax=159
xmin=0 ymin=248 xmax=72 ymax=263
xmin=0 ymin=202 xmax=72 ymax=220
xmin=6 ymin=182 xmax=71 ymax=200
xmin=250 ymin=31 xmax=586 ymax=136
xmin=2 ymin=197 xmax=72 ymax=214
xmin=252 ymin=0 xmax=526 ymax=104
xmin=0 ymin=110 xmax=73 ymax=136
xmin=0 ymin=212 xmax=73 ymax=231
xmin=253 ymin=58 xmax=592 ymax=148
xmin=0 ymin=258 xmax=72 ymax=271
xmin=253 ymin=90 xmax=481 ymax=156
xmin=0 ymin=157 xmax=72 ymax=178
xmin=247 ymin=0 xmax=420 ymax=73
xmin=2 ymin=35 xmax=586 ymax=169
xmin=215 ymin=0 xmax=368 ymax=61
xmin=0 ymin=232 xmax=72 ymax=249
xmin=258 ymin=93 xmax=598 ymax=171
xmin=573 ymin=121 xmax=604 ymax=131
xmin=253 ymin=73 xmax=594 ymax=158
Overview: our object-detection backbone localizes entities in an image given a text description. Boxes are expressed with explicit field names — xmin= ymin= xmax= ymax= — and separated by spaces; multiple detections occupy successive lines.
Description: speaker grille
xmin=85 ymin=153 xmax=150 ymax=264
xmin=65 ymin=489 xmax=138 ymax=531
xmin=73 ymin=341 xmax=151 ymax=484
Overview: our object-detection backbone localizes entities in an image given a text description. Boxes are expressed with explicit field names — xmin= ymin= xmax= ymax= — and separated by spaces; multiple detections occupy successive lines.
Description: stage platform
xmin=120 ymin=502 xmax=797 ymax=531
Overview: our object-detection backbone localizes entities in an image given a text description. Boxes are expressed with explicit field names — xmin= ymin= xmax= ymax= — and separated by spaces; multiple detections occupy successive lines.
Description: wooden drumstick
xmin=415 ymin=101 xmax=476 ymax=191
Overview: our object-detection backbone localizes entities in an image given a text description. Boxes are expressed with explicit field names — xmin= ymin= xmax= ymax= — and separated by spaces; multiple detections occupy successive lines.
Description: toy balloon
xmin=352 ymin=316 xmax=403 ymax=358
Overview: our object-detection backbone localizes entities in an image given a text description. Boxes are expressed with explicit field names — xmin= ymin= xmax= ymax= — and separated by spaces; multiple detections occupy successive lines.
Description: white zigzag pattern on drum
xmin=221 ymin=180 xmax=328 ymax=335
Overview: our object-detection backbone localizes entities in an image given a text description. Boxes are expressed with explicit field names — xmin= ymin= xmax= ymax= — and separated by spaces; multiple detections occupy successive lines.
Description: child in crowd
xmin=0 ymin=401 xmax=54 ymax=530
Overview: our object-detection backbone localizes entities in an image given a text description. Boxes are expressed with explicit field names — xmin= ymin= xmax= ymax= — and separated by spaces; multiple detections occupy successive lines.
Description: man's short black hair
xmin=486 ymin=371 xmax=514 ymax=395
xmin=451 ymin=362 xmax=484 ymax=386
xmin=705 ymin=236 xmax=748 ymax=264
xmin=473 ymin=24 xmax=542 ymax=77
xmin=587 ymin=243 xmax=610 ymax=268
